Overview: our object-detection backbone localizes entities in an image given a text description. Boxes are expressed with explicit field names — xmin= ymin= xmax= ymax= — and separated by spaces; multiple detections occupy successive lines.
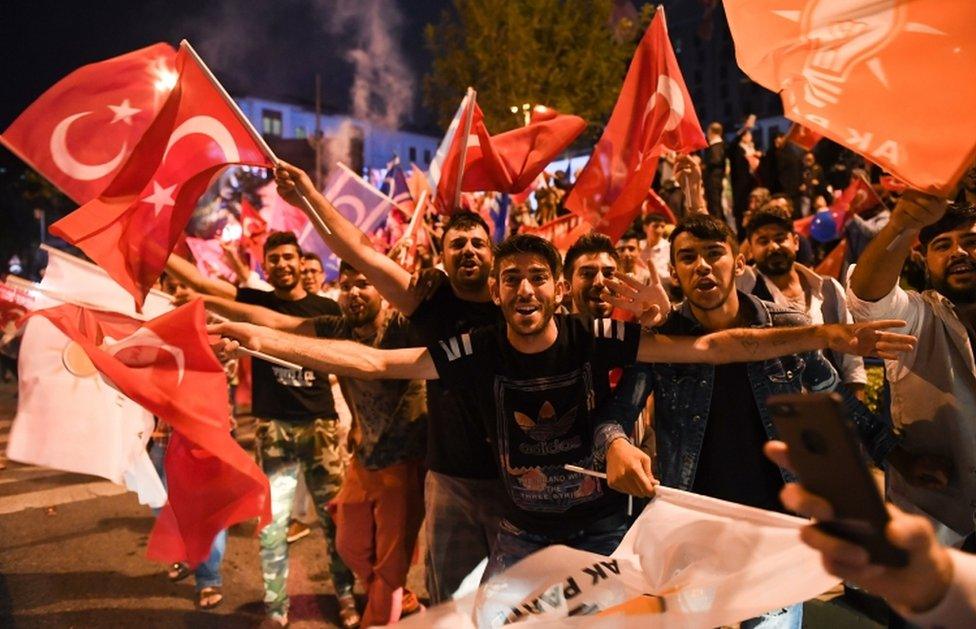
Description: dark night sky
xmin=1 ymin=0 xmax=448 ymax=131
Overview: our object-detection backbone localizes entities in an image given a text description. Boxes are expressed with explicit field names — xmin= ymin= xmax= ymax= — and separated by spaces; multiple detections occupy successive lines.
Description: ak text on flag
xmin=724 ymin=0 xmax=976 ymax=193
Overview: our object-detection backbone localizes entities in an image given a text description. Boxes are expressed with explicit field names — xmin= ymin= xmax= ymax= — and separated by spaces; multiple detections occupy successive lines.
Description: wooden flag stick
xmin=179 ymin=40 xmax=331 ymax=236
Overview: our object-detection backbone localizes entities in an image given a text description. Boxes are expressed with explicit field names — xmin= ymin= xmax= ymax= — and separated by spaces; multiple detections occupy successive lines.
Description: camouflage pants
xmin=256 ymin=417 xmax=353 ymax=620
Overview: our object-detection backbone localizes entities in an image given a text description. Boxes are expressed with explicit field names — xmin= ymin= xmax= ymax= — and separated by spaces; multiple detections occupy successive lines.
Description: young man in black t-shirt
xmin=272 ymin=159 xmax=506 ymax=604
xmin=166 ymin=231 xmax=355 ymax=628
xmin=213 ymin=233 xmax=914 ymax=578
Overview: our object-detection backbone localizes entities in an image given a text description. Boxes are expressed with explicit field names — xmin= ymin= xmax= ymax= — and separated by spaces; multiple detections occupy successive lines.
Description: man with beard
xmin=849 ymin=195 xmax=976 ymax=546
xmin=591 ymin=214 xmax=910 ymax=628
xmin=564 ymin=233 xmax=620 ymax=318
xmin=272 ymin=162 xmax=504 ymax=603
xmin=195 ymin=261 xmax=426 ymax=626
xmin=737 ymin=206 xmax=867 ymax=398
xmin=211 ymin=233 xmax=914 ymax=580
xmin=165 ymin=231 xmax=355 ymax=629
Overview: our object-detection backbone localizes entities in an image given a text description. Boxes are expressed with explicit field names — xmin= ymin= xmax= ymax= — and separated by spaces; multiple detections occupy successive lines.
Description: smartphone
xmin=768 ymin=392 xmax=908 ymax=567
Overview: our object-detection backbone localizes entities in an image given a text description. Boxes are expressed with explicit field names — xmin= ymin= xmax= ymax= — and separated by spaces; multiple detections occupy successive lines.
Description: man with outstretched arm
xmin=274 ymin=161 xmax=505 ymax=603
xmin=212 ymin=233 xmax=914 ymax=578
xmin=848 ymin=191 xmax=976 ymax=544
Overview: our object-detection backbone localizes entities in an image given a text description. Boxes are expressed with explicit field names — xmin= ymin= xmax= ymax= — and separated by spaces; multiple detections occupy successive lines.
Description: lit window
xmin=295 ymin=126 xmax=306 ymax=139
xmin=262 ymin=109 xmax=283 ymax=138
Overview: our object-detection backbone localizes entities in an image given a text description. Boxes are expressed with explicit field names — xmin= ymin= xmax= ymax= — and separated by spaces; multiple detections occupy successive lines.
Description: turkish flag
xmin=462 ymin=106 xmax=586 ymax=194
xmin=784 ymin=122 xmax=823 ymax=151
xmin=565 ymin=8 xmax=706 ymax=242
xmin=32 ymin=300 xmax=271 ymax=566
xmin=645 ymin=188 xmax=678 ymax=224
xmin=1 ymin=43 xmax=177 ymax=204
xmin=725 ymin=0 xmax=976 ymax=194
xmin=50 ymin=42 xmax=273 ymax=310
xmin=428 ymin=89 xmax=479 ymax=213
xmin=815 ymin=238 xmax=848 ymax=279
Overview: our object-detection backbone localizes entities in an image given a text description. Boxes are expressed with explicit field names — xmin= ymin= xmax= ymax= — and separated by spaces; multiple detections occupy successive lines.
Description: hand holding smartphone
xmin=768 ymin=392 xmax=908 ymax=567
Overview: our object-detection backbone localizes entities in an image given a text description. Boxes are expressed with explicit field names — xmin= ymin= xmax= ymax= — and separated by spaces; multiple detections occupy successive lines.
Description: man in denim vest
xmin=594 ymin=214 xmax=898 ymax=629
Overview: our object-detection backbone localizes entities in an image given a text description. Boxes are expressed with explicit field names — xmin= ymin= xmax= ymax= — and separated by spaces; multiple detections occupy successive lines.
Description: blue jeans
xmin=149 ymin=441 xmax=227 ymax=590
xmin=485 ymin=517 xmax=628 ymax=581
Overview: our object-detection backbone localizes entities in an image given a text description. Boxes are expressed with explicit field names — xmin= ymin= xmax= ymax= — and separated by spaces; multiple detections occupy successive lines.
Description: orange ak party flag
xmin=50 ymin=41 xmax=273 ymax=310
xmin=566 ymin=8 xmax=706 ymax=242
xmin=724 ymin=0 xmax=976 ymax=194
xmin=32 ymin=300 xmax=271 ymax=566
xmin=1 ymin=43 xmax=177 ymax=204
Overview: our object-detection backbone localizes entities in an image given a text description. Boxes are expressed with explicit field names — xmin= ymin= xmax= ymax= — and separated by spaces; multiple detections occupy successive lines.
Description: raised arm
xmin=637 ymin=320 xmax=916 ymax=365
xmin=209 ymin=321 xmax=438 ymax=380
xmin=274 ymin=162 xmax=422 ymax=315
xmin=198 ymin=295 xmax=315 ymax=336
xmin=165 ymin=253 xmax=238 ymax=300
xmin=850 ymin=191 xmax=947 ymax=301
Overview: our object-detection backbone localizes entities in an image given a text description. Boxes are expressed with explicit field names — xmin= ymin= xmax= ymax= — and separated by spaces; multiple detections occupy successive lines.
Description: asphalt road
xmin=0 ymin=380 xmax=426 ymax=628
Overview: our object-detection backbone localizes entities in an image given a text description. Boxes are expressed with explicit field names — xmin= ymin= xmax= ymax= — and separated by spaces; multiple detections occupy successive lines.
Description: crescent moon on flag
xmin=650 ymin=75 xmax=685 ymax=133
xmin=163 ymin=115 xmax=240 ymax=163
xmin=50 ymin=112 xmax=128 ymax=181
xmin=102 ymin=328 xmax=186 ymax=386
xmin=331 ymin=194 xmax=369 ymax=226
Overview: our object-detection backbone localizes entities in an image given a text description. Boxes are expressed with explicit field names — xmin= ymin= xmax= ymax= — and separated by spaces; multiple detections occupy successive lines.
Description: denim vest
xmin=593 ymin=292 xmax=897 ymax=491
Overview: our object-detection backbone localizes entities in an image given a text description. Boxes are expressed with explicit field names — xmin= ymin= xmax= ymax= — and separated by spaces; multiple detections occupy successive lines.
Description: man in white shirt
xmin=848 ymin=193 xmax=976 ymax=542
xmin=737 ymin=206 xmax=867 ymax=398
xmin=640 ymin=212 xmax=672 ymax=290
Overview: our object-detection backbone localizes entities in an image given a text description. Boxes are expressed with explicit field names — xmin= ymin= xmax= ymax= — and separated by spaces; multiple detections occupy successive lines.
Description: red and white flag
xmin=7 ymin=247 xmax=175 ymax=510
xmin=566 ymin=8 xmax=706 ymax=242
xmin=32 ymin=300 xmax=271 ymax=565
xmin=462 ymin=106 xmax=586 ymax=195
xmin=725 ymin=0 xmax=976 ymax=193
xmin=49 ymin=41 xmax=273 ymax=310
xmin=1 ymin=43 xmax=177 ymax=204
xmin=784 ymin=122 xmax=823 ymax=151
xmin=428 ymin=89 xmax=479 ymax=213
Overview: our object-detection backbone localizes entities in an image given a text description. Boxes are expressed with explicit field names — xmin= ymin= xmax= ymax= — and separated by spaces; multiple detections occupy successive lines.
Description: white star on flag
xmin=108 ymin=99 xmax=141 ymax=125
xmin=142 ymin=181 xmax=176 ymax=217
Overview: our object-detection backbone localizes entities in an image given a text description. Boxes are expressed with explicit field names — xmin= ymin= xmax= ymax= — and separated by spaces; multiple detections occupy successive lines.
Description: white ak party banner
xmin=403 ymin=487 xmax=839 ymax=628
xmin=7 ymin=246 xmax=174 ymax=507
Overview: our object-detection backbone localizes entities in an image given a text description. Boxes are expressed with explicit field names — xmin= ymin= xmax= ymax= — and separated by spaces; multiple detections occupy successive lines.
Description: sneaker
xmin=401 ymin=589 xmax=425 ymax=617
xmin=286 ymin=520 xmax=310 ymax=543
xmin=338 ymin=593 xmax=361 ymax=629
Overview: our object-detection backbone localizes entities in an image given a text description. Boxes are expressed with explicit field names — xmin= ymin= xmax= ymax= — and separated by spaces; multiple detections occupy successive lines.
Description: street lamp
xmin=510 ymin=103 xmax=535 ymax=126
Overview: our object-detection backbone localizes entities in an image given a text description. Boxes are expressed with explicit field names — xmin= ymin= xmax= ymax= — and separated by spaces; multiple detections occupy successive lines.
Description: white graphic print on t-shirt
xmin=495 ymin=365 xmax=602 ymax=513
xmin=272 ymin=365 xmax=316 ymax=388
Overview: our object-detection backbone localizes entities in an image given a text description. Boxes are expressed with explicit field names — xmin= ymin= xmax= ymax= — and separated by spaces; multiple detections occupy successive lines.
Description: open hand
xmin=602 ymin=270 xmax=670 ymax=328
xmin=825 ymin=320 xmax=916 ymax=359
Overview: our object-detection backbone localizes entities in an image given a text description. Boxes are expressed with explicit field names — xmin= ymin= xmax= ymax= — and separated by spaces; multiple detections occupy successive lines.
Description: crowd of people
xmin=5 ymin=116 xmax=976 ymax=628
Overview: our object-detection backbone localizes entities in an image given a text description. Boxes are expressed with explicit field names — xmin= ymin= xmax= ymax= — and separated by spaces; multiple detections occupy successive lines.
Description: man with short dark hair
xmin=273 ymin=162 xmax=505 ymax=603
xmin=849 ymin=194 xmax=976 ymax=542
xmin=212 ymin=232 xmax=912 ymax=581
xmin=564 ymin=233 xmax=619 ymax=318
xmin=703 ymin=122 xmax=726 ymax=218
xmin=738 ymin=206 xmax=867 ymax=397
xmin=616 ymin=231 xmax=651 ymax=286
xmin=300 ymin=252 xmax=327 ymax=296
xmin=166 ymin=230 xmax=355 ymax=628
xmin=592 ymin=214 xmax=904 ymax=628
xmin=641 ymin=212 xmax=672 ymax=286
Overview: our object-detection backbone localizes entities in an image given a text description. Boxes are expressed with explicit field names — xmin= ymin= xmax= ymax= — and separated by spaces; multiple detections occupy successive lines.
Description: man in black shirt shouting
xmin=213 ymin=233 xmax=914 ymax=577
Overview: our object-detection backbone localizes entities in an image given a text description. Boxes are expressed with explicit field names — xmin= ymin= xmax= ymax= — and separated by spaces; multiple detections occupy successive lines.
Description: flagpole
xmin=452 ymin=87 xmax=477 ymax=212
xmin=179 ymin=40 xmax=332 ymax=236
